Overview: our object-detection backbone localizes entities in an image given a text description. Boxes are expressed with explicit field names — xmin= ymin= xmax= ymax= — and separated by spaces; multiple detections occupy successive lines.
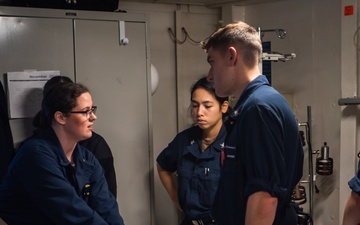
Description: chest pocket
xmin=177 ymin=152 xmax=221 ymax=207
xmin=222 ymin=131 xmax=240 ymax=175
xmin=62 ymin=159 xmax=94 ymax=203
xmin=219 ymin=124 xmax=247 ymax=208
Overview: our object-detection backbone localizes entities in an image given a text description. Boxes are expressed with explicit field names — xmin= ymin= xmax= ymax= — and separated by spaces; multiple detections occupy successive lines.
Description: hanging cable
xmin=182 ymin=28 xmax=205 ymax=44
xmin=168 ymin=27 xmax=213 ymax=45
xmin=168 ymin=27 xmax=187 ymax=44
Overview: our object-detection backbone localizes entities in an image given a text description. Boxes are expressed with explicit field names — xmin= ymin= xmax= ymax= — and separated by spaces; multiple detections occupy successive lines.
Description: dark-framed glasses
xmin=70 ymin=106 xmax=97 ymax=119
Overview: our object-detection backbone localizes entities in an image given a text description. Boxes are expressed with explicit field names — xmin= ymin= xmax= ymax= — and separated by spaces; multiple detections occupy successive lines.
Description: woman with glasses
xmin=32 ymin=75 xmax=118 ymax=198
xmin=0 ymin=82 xmax=125 ymax=225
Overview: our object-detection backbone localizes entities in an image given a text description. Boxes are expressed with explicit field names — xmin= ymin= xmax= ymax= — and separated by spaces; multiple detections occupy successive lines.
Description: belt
xmin=191 ymin=217 xmax=216 ymax=225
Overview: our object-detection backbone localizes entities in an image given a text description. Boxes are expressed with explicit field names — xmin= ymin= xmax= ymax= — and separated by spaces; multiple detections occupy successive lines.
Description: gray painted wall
xmin=0 ymin=0 xmax=350 ymax=224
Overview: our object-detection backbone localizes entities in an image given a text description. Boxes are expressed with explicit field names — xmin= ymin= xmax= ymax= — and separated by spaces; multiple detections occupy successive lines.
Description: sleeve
xmin=349 ymin=160 xmax=360 ymax=194
xmin=156 ymin=135 xmax=182 ymax=173
xmin=16 ymin=141 xmax=123 ymax=225
xmin=241 ymin=105 xmax=288 ymax=200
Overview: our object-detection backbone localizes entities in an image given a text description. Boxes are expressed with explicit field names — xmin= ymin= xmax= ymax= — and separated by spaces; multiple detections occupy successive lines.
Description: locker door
xmin=0 ymin=16 xmax=75 ymax=146
xmin=74 ymin=19 xmax=152 ymax=225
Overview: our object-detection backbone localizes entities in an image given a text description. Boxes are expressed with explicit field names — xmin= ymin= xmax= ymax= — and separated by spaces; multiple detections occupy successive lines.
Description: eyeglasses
xmin=70 ymin=106 xmax=97 ymax=119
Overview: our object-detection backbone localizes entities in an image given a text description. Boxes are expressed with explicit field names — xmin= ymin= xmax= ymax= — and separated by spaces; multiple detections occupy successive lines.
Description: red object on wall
xmin=344 ymin=5 xmax=354 ymax=16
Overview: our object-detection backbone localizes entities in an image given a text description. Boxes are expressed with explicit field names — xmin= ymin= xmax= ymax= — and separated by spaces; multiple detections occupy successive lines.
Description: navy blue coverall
xmin=0 ymin=128 xmax=124 ymax=225
xmin=157 ymin=125 xmax=226 ymax=225
xmin=211 ymin=75 xmax=304 ymax=225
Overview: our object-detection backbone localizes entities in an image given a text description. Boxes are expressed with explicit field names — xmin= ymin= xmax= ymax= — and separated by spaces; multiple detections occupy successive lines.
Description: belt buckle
xmin=191 ymin=220 xmax=201 ymax=225
xmin=192 ymin=218 xmax=215 ymax=225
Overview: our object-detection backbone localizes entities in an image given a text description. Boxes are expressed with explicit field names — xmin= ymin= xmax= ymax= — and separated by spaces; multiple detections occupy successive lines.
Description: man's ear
xmin=54 ymin=111 xmax=66 ymax=125
xmin=228 ymin=47 xmax=238 ymax=65
xmin=221 ymin=101 xmax=229 ymax=114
